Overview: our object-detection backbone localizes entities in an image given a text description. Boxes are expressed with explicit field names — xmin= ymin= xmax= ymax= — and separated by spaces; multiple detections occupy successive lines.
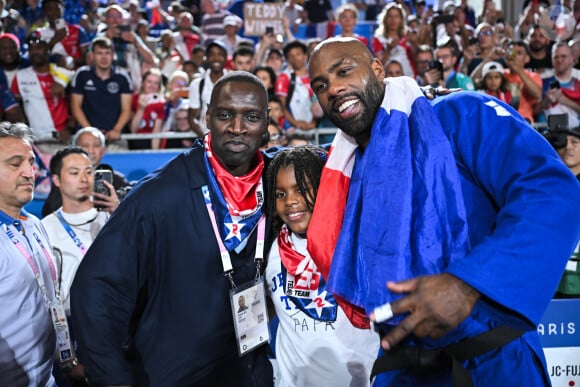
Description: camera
xmin=433 ymin=14 xmax=454 ymax=25
xmin=550 ymin=80 xmax=561 ymax=90
xmin=265 ymin=26 xmax=274 ymax=35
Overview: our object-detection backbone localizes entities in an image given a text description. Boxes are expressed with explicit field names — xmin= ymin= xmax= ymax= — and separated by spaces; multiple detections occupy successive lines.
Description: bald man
xmin=306 ymin=37 xmax=580 ymax=386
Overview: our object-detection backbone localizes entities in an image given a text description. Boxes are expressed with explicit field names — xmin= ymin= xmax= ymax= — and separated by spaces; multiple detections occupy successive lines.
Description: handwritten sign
xmin=244 ymin=3 xmax=286 ymax=36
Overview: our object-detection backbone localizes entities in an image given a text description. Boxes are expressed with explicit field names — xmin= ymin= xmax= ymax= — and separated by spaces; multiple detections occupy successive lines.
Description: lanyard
xmin=201 ymin=185 xmax=265 ymax=288
xmin=1 ymin=220 xmax=57 ymax=305
xmin=55 ymin=210 xmax=88 ymax=255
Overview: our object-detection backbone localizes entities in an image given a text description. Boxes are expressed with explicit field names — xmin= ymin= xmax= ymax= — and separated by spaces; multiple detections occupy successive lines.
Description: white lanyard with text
xmin=55 ymin=210 xmax=88 ymax=255
xmin=201 ymin=185 xmax=265 ymax=288
xmin=1 ymin=220 xmax=57 ymax=305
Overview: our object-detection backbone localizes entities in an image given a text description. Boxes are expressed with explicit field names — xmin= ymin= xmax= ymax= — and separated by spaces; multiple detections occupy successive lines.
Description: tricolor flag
xmin=308 ymin=77 xmax=470 ymax=329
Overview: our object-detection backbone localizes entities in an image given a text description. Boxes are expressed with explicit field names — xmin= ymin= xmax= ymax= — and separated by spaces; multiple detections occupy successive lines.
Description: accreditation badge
xmin=230 ymin=277 xmax=270 ymax=356
xmin=49 ymin=302 xmax=77 ymax=368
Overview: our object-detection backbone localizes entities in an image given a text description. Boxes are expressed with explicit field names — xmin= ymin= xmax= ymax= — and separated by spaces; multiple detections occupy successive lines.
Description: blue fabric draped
xmin=325 ymin=78 xmax=471 ymax=320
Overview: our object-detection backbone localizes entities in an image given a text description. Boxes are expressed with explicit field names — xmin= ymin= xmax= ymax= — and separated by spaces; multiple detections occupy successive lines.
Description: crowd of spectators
xmin=1 ymin=0 xmax=580 ymax=153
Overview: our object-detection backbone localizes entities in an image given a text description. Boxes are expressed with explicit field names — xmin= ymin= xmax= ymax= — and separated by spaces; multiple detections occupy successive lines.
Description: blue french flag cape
xmin=308 ymin=76 xmax=471 ymax=326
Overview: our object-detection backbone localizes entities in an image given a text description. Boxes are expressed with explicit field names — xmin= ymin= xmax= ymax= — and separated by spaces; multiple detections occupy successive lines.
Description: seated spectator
xmin=11 ymin=32 xmax=74 ymax=143
xmin=172 ymin=11 xmax=202 ymax=61
xmin=97 ymin=4 xmax=156 ymax=90
xmin=156 ymin=29 xmax=182 ymax=78
xmin=188 ymin=39 xmax=229 ymax=137
xmin=384 ymin=59 xmax=404 ymax=77
xmin=266 ymin=118 xmax=286 ymax=148
xmin=0 ymin=67 xmax=25 ymax=123
xmin=70 ymin=36 xmax=133 ymax=142
xmin=136 ymin=19 xmax=158 ymax=53
xmin=275 ymin=40 xmax=320 ymax=131
xmin=372 ymin=3 xmax=415 ymax=77
xmin=0 ymin=32 xmax=30 ymax=85
xmin=303 ymin=0 xmax=334 ymax=39
xmin=217 ymin=15 xmax=253 ymax=58
xmin=264 ymin=47 xmax=286 ymax=75
xmin=525 ymin=24 xmax=553 ymax=76
xmin=130 ymin=68 xmax=166 ymax=150
xmin=161 ymin=104 xmax=197 ymax=149
xmin=253 ymin=65 xmax=277 ymax=100
xmin=414 ymin=44 xmax=438 ymax=87
xmin=162 ymin=70 xmax=190 ymax=135
xmin=37 ymin=0 xmax=90 ymax=69
xmin=535 ymin=41 xmax=580 ymax=128
xmin=436 ymin=37 xmax=475 ymax=90
xmin=335 ymin=3 xmax=368 ymax=48
xmin=181 ymin=59 xmax=200 ymax=81
xmin=478 ymin=61 xmax=512 ymax=105
xmin=467 ymin=22 xmax=504 ymax=78
xmin=232 ymin=45 xmax=255 ymax=72
xmin=200 ymin=0 xmax=229 ymax=43
xmin=503 ymin=41 xmax=542 ymax=123
xmin=268 ymin=96 xmax=292 ymax=132
xmin=286 ymin=132 xmax=312 ymax=146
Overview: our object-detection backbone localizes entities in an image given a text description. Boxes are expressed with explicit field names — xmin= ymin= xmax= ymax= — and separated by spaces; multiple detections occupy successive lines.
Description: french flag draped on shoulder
xmin=307 ymin=77 xmax=471 ymax=329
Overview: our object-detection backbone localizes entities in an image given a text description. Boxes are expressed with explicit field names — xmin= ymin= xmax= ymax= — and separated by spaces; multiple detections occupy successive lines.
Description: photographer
xmin=543 ymin=127 xmax=580 ymax=298
xmin=435 ymin=37 xmax=474 ymax=90
xmin=471 ymin=40 xmax=541 ymax=123
xmin=535 ymin=41 xmax=580 ymax=128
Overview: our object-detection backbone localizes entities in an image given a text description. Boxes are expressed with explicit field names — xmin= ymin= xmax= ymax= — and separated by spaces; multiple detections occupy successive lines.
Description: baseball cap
xmin=205 ymin=39 xmax=228 ymax=54
xmin=482 ymin=61 xmax=505 ymax=78
xmin=26 ymin=30 xmax=48 ymax=46
xmin=224 ymin=15 xmax=241 ymax=28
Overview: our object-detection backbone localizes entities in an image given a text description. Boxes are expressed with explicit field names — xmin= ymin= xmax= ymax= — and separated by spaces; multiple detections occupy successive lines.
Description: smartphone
xmin=428 ymin=60 xmax=444 ymax=78
xmin=94 ymin=170 xmax=113 ymax=196
xmin=118 ymin=24 xmax=132 ymax=33
xmin=265 ymin=26 xmax=274 ymax=35
xmin=55 ymin=18 xmax=66 ymax=30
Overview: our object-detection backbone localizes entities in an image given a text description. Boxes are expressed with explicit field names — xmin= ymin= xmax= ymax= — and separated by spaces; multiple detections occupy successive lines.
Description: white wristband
xmin=372 ymin=302 xmax=393 ymax=323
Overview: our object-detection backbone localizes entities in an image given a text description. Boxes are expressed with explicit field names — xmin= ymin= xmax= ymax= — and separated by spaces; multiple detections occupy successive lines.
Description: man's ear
xmin=372 ymin=58 xmax=386 ymax=82
xmin=52 ymin=174 xmax=61 ymax=188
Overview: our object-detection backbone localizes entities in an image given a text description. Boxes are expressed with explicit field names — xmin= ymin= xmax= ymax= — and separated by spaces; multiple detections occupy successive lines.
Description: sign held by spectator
xmin=244 ymin=3 xmax=285 ymax=36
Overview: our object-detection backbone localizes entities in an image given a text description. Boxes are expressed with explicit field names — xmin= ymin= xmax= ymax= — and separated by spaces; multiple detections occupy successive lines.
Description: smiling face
xmin=308 ymin=38 xmax=385 ymax=147
xmin=0 ymin=137 xmax=35 ymax=218
xmin=275 ymin=165 xmax=314 ymax=236
xmin=207 ymin=80 xmax=268 ymax=176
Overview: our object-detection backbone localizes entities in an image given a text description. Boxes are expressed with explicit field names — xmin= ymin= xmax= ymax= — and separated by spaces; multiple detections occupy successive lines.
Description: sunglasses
xmin=478 ymin=30 xmax=493 ymax=37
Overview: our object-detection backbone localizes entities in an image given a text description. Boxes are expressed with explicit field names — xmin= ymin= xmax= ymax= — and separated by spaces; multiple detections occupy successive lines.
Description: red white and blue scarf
xmin=204 ymin=134 xmax=265 ymax=251
xmin=279 ymin=225 xmax=337 ymax=321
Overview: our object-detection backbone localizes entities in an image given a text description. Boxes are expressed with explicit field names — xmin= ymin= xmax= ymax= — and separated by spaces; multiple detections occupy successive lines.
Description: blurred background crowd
xmin=0 ymin=0 xmax=580 ymax=153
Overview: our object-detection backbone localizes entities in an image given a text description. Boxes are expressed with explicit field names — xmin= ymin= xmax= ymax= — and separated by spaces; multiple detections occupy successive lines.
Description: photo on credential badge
xmin=230 ymin=278 xmax=270 ymax=356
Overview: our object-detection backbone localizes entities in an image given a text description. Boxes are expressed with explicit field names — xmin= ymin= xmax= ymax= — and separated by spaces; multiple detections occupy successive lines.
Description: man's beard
xmin=325 ymin=76 xmax=384 ymax=140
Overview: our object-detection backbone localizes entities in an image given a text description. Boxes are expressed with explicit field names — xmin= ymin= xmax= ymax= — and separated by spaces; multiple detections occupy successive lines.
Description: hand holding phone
xmin=94 ymin=170 xmax=113 ymax=196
